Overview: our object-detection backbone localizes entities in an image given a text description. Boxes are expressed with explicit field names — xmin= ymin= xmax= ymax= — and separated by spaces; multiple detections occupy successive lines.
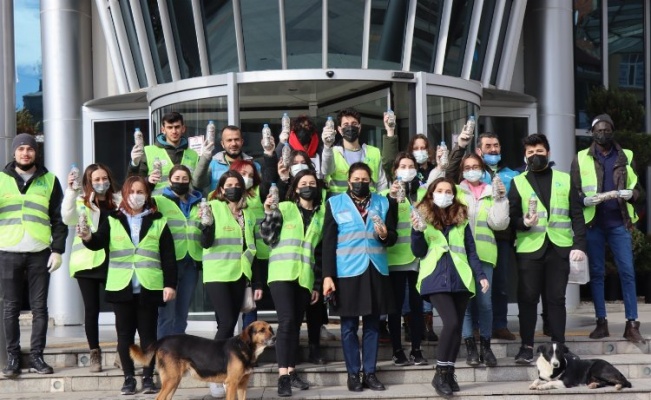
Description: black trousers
xmin=388 ymin=270 xmax=423 ymax=352
xmin=429 ymin=292 xmax=470 ymax=363
xmin=306 ymin=290 xmax=327 ymax=345
xmin=269 ymin=281 xmax=310 ymax=368
xmin=517 ymin=247 xmax=569 ymax=346
xmin=113 ymin=295 xmax=158 ymax=377
xmin=206 ymin=275 xmax=247 ymax=340
xmin=0 ymin=249 xmax=51 ymax=356
xmin=77 ymin=277 xmax=105 ymax=350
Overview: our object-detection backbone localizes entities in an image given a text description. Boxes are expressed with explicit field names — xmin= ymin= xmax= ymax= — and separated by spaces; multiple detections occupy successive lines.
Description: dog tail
xmin=129 ymin=344 xmax=156 ymax=366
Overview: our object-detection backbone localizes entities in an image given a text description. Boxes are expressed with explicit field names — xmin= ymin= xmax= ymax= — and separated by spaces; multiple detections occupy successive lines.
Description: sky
xmin=14 ymin=0 xmax=42 ymax=109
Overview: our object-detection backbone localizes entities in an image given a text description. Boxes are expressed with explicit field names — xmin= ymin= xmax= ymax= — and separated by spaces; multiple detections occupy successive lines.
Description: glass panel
xmin=490 ymin=0 xmax=512 ymax=85
xmin=368 ymin=0 xmax=409 ymax=69
xmin=410 ymin=0 xmax=444 ymax=72
xmin=470 ymin=0 xmax=497 ymax=80
xmin=285 ymin=0 xmax=322 ymax=69
xmin=202 ymin=0 xmax=238 ymax=73
xmin=118 ymin=0 xmax=148 ymax=87
xmin=140 ymin=0 xmax=172 ymax=83
xmin=443 ymin=0 xmax=475 ymax=77
xmin=167 ymin=0 xmax=202 ymax=78
xmin=574 ymin=0 xmax=602 ymax=129
xmin=426 ymin=95 xmax=478 ymax=149
xmin=328 ymin=0 xmax=365 ymax=68
xmin=476 ymin=116 xmax=527 ymax=171
xmin=94 ymin=119 xmax=150 ymax=187
xmin=241 ymin=0 xmax=282 ymax=71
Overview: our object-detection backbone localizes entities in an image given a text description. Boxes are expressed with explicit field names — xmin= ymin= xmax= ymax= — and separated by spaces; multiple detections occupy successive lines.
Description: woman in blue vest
xmin=62 ymin=163 xmax=120 ymax=373
xmin=79 ymin=176 xmax=177 ymax=395
xmin=155 ymin=165 xmax=203 ymax=339
xmin=322 ymin=162 xmax=398 ymax=392
xmin=260 ymin=168 xmax=324 ymax=396
xmin=411 ymin=177 xmax=489 ymax=397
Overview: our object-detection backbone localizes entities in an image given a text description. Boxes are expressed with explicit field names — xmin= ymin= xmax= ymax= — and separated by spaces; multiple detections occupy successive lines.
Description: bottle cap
xmin=263 ymin=123 xmax=269 ymax=128
xmin=71 ymin=163 xmax=77 ymax=168
xmin=135 ymin=127 xmax=141 ymax=131
xmin=208 ymin=120 xmax=214 ymax=124
xmin=327 ymin=116 xmax=333 ymax=120
xmin=271 ymin=183 xmax=277 ymax=187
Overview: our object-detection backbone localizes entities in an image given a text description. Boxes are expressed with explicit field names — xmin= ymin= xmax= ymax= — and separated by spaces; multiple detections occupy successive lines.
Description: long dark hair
xmin=82 ymin=163 xmax=118 ymax=210
xmin=416 ymin=177 xmax=467 ymax=230
xmin=459 ymin=153 xmax=486 ymax=183
xmin=209 ymin=170 xmax=245 ymax=204
xmin=407 ymin=133 xmax=434 ymax=164
xmin=286 ymin=169 xmax=322 ymax=207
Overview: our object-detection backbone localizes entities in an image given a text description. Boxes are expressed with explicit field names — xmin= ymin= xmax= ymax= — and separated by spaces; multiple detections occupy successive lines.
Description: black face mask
xmin=296 ymin=129 xmax=313 ymax=145
xmin=527 ymin=154 xmax=549 ymax=172
xmin=170 ymin=182 xmax=190 ymax=196
xmin=342 ymin=126 xmax=360 ymax=143
xmin=298 ymin=186 xmax=317 ymax=200
xmin=593 ymin=131 xmax=614 ymax=147
xmin=223 ymin=187 xmax=243 ymax=203
xmin=350 ymin=181 xmax=370 ymax=198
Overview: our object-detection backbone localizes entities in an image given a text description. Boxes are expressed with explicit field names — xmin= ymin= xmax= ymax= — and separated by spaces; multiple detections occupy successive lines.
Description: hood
xmin=156 ymin=133 xmax=188 ymax=150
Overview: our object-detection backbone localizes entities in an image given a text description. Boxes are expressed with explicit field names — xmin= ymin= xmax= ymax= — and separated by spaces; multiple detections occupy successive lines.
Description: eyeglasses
xmin=463 ymin=165 xmax=482 ymax=171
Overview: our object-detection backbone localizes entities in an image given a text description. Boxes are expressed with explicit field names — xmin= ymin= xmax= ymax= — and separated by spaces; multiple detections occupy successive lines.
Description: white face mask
xmin=290 ymin=163 xmax=309 ymax=177
xmin=433 ymin=193 xmax=454 ymax=209
xmin=128 ymin=193 xmax=147 ymax=210
xmin=413 ymin=150 xmax=429 ymax=164
xmin=242 ymin=176 xmax=254 ymax=190
xmin=396 ymin=168 xmax=417 ymax=182
xmin=93 ymin=181 xmax=111 ymax=195
xmin=463 ymin=170 xmax=483 ymax=183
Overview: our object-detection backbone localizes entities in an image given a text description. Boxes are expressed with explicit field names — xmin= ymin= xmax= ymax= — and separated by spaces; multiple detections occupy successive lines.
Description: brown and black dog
xmin=130 ymin=321 xmax=275 ymax=400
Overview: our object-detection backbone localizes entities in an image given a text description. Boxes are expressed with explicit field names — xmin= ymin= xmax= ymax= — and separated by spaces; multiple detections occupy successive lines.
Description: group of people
xmin=0 ymin=107 xmax=645 ymax=398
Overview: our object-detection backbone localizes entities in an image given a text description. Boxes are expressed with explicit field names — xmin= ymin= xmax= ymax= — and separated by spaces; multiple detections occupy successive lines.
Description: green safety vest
xmin=456 ymin=188 xmax=497 ymax=266
xmin=380 ymin=187 xmax=426 ymax=267
xmin=105 ymin=216 xmax=166 ymax=292
xmin=202 ymin=200 xmax=256 ymax=283
xmin=144 ymin=146 xmax=199 ymax=195
xmin=513 ymin=171 xmax=573 ymax=253
xmin=268 ymin=202 xmax=325 ymax=290
xmin=69 ymin=199 xmax=106 ymax=277
xmin=416 ymin=221 xmax=475 ymax=296
xmin=577 ymin=148 xmax=638 ymax=224
xmin=0 ymin=172 xmax=55 ymax=246
xmin=327 ymin=145 xmax=382 ymax=194
xmin=154 ymin=195 xmax=202 ymax=261
xmin=247 ymin=188 xmax=269 ymax=260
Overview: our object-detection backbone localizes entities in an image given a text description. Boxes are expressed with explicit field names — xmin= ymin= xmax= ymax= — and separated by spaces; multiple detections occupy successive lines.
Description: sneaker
xmin=142 ymin=375 xmax=159 ymax=394
xmin=320 ymin=326 xmax=336 ymax=341
xmin=409 ymin=349 xmax=428 ymax=365
xmin=120 ymin=375 xmax=137 ymax=395
xmin=392 ymin=349 xmax=410 ymax=366
xmin=209 ymin=382 xmax=226 ymax=398
xmin=514 ymin=346 xmax=534 ymax=364
xmin=289 ymin=371 xmax=309 ymax=390
xmin=28 ymin=354 xmax=53 ymax=374
xmin=277 ymin=374 xmax=292 ymax=397
xmin=1 ymin=354 xmax=21 ymax=378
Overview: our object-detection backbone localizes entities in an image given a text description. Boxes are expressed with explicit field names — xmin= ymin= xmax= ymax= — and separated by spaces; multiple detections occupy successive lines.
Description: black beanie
xmin=12 ymin=133 xmax=37 ymax=154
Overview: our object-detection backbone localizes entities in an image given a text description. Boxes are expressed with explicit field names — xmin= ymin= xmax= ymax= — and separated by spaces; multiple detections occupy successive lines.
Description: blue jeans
xmin=492 ymin=239 xmax=511 ymax=329
xmin=340 ymin=315 xmax=380 ymax=374
xmin=462 ymin=262 xmax=493 ymax=339
xmin=157 ymin=257 xmax=199 ymax=339
xmin=587 ymin=224 xmax=637 ymax=320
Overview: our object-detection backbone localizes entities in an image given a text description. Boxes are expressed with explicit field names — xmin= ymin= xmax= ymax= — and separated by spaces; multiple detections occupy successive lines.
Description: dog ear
xmin=562 ymin=344 xmax=570 ymax=354
xmin=241 ymin=324 xmax=254 ymax=343
xmin=536 ymin=345 xmax=545 ymax=354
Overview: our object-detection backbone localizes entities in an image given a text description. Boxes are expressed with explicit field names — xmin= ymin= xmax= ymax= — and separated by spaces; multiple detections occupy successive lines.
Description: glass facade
xmin=327 ymin=0 xmax=365 ymax=68
xmin=574 ymin=0 xmax=602 ymax=129
xmin=202 ymin=0 xmax=239 ymax=74
xmin=426 ymin=95 xmax=479 ymax=148
xmin=167 ymin=0 xmax=202 ymax=79
xmin=140 ymin=0 xmax=173 ymax=83
xmin=442 ymin=0 xmax=475 ymax=77
xmin=241 ymin=0 xmax=282 ymax=70
xmin=368 ymin=0 xmax=409 ymax=70
xmin=285 ymin=0 xmax=322 ymax=69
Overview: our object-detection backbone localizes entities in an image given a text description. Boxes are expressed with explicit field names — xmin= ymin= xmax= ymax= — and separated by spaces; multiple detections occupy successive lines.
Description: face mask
xmin=128 ymin=194 xmax=147 ymax=210
xmin=170 ymin=182 xmax=190 ymax=196
xmin=413 ymin=150 xmax=429 ymax=164
xmin=433 ymin=193 xmax=454 ymax=209
xmin=463 ymin=170 xmax=483 ymax=183
xmin=342 ymin=126 xmax=360 ymax=143
xmin=527 ymin=154 xmax=549 ymax=172
xmin=93 ymin=182 xmax=111 ymax=195
xmin=223 ymin=187 xmax=243 ymax=203
xmin=298 ymin=186 xmax=317 ymax=200
xmin=593 ymin=131 xmax=614 ymax=147
xmin=242 ymin=176 xmax=254 ymax=190
xmin=396 ymin=168 xmax=417 ymax=182
xmin=290 ymin=163 xmax=309 ymax=177
xmin=350 ymin=181 xmax=370 ymax=198
xmin=482 ymin=153 xmax=501 ymax=166
xmin=296 ymin=129 xmax=312 ymax=145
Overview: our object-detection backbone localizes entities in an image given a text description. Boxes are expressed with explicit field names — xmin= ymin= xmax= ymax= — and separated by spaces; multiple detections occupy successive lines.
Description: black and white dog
xmin=529 ymin=342 xmax=632 ymax=391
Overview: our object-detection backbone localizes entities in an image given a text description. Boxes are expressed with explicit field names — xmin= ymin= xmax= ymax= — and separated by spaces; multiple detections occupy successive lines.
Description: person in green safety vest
xmin=79 ymin=176 xmax=177 ymax=396
xmin=260 ymin=169 xmax=325 ymax=397
xmin=62 ymin=163 xmax=121 ymax=373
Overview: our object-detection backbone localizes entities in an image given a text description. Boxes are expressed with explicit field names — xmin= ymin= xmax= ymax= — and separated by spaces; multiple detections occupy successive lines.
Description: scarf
xmin=289 ymin=130 xmax=319 ymax=158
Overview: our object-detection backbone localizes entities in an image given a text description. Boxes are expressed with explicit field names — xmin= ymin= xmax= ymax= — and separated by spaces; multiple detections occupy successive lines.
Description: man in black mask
xmin=272 ymin=115 xmax=328 ymax=179
xmin=507 ymin=133 xmax=587 ymax=364
xmin=570 ymin=114 xmax=646 ymax=343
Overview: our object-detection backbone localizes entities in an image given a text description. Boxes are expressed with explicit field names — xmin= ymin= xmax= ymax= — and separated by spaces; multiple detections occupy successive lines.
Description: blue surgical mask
xmin=463 ymin=170 xmax=483 ymax=183
xmin=483 ymin=153 xmax=501 ymax=166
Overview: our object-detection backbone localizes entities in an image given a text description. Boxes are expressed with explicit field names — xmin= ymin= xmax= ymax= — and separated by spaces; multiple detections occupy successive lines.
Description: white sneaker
xmin=209 ymin=382 xmax=226 ymax=398
xmin=320 ymin=325 xmax=336 ymax=341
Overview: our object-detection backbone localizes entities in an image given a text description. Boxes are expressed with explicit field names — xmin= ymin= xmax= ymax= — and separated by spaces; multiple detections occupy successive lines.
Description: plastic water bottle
xmin=134 ymin=127 xmax=144 ymax=147
xmin=386 ymin=108 xmax=396 ymax=129
xmin=528 ymin=193 xmax=538 ymax=217
xmin=466 ymin=115 xmax=476 ymax=136
xmin=281 ymin=143 xmax=292 ymax=167
xmin=206 ymin=120 xmax=216 ymax=143
xmin=395 ymin=176 xmax=405 ymax=203
xmin=492 ymin=174 xmax=503 ymax=199
xmin=199 ymin=198 xmax=211 ymax=225
xmin=369 ymin=210 xmax=385 ymax=229
xmin=269 ymin=183 xmax=280 ymax=210
xmin=262 ymin=123 xmax=272 ymax=150
xmin=281 ymin=112 xmax=290 ymax=132
xmin=439 ymin=140 xmax=449 ymax=168
xmin=411 ymin=206 xmax=427 ymax=232
xmin=325 ymin=116 xmax=335 ymax=131
xmin=70 ymin=164 xmax=81 ymax=190
xmin=77 ymin=205 xmax=88 ymax=231
xmin=152 ymin=157 xmax=163 ymax=176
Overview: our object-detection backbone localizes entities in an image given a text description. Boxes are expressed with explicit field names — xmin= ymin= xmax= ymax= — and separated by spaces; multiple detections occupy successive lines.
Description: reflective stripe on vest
xmin=578 ymin=148 xmax=638 ymax=224
xmin=456 ymin=188 xmax=497 ymax=266
xmin=154 ymin=195 xmax=202 ymax=261
xmin=144 ymin=146 xmax=199 ymax=196
xmin=513 ymin=171 xmax=573 ymax=253
xmin=328 ymin=193 xmax=389 ymax=277
xmin=105 ymin=216 xmax=166 ymax=292
xmin=248 ymin=188 xmax=270 ymax=260
xmin=202 ymin=200 xmax=256 ymax=282
xmin=268 ymin=201 xmax=325 ymax=290
xmin=0 ymin=172 xmax=55 ymax=246
xmin=416 ymin=222 xmax=475 ymax=296
xmin=327 ymin=145 xmax=381 ymax=194
xmin=69 ymin=199 xmax=106 ymax=276
xmin=380 ymin=187 xmax=426 ymax=267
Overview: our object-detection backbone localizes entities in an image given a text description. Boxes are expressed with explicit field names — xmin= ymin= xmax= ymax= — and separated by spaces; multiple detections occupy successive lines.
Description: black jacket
xmin=2 ymin=162 xmax=68 ymax=253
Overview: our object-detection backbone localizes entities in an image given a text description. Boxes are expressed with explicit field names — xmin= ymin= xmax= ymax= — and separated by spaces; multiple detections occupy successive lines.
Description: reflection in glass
xmin=443 ymin=0 xmax=475 ymax=77
xmin=167 ymin=0 xmax=202 ymax=79
xmin=410 ymin=0 xmax=444 ymax=72
xmin=574 ymin=0 xmax=602 ymax=129
xmin=119 ymin=0 xmax=148 ymax=87
xmin=140 ymin=0 xmax=172 ymax=83
xmin=285 ymin=0 xmax=322 ymax=69
xmin=328 ymin=0 xmax=365 ymax=68
xmin=202 ymin=0 xmax=238 ymax=74
xmin=426 ymin=95 xmax=478 ymax=149
xmin=470 ymin=0 xmax=497 ymax=80
xmin=477 ymin=116 xmax=527 ymax=170
xmin=241 ymin=0 xmax=282 ymax=71
xmin=94 ymin=119 xmax=149 ymax=187
xmin=490 ymin=0 xmax=512 ymax=85
xmin=368 ymin=0 xmax=408 ymax=70
xmin=151 ymin=97 xmax=229 ymax=145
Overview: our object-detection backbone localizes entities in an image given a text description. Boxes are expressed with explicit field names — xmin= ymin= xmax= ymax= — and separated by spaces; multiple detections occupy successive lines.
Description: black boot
xmin=447 ymin=365 xmax=460 ymax=392
xmin=464 ymin=337 xmax=479 ymax=366
xmin=308 ymin=343 xmax=326 ymax=364
xmin=589 ymin=318 xmax=609 ymax=339
xmin=431 ymin=366 xmax=453 ymax=397
xmin=1 ymin=354 xmax=21 ymax=378
xmin=479 ymin=337 xmax=497 ymax=367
